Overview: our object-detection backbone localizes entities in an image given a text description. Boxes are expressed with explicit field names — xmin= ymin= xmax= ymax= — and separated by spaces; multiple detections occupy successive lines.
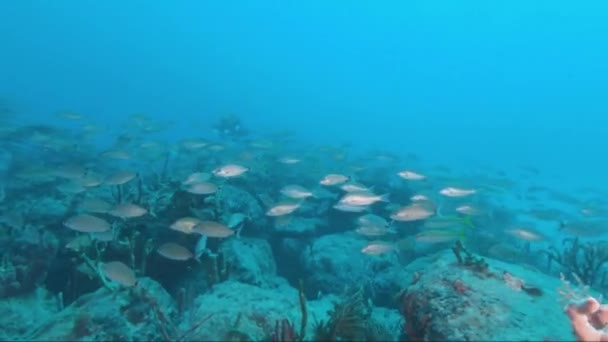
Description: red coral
xmin=271 ymin=319 xmax=296 ymax=342
xmin=401 ymin=292 xmax=431 ymax=341
xmin=452 ymin=278 xmax=470 ymax=294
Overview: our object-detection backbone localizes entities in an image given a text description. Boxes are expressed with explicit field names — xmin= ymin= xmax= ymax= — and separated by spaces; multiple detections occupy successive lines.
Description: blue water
xmin=1 ymin=0 xmax=607 ymax=188
xmin=3 ymin=2 xmax=608 ymax=340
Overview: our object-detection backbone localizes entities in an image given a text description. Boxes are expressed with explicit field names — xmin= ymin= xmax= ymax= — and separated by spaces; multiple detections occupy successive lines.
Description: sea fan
xmin=313 ymin=289 xmax=371 ymax=341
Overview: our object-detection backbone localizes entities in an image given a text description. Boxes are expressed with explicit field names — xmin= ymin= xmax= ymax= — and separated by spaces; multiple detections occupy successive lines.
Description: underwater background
xmin=1 ymin=1 xmax=608 ymax=341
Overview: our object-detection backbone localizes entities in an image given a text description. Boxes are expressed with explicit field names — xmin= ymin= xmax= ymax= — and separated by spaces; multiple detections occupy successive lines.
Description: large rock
xmin=300 ymin=232 xmax=408 ymax=306
xmin=274 ymin=216 xmax=326 ymax=237
xmin=219 ymin=237 xmax=277 ymax=287
xmin=0 ymin=277 xmax=405 ymax=341
xmin=400 ymin=249 xmax=575 ymax=341
xmin=0 ymin=287 xmax=59 ymax=340
xmin=274 ymin=217 xmax=326 ymax=281
xmin=24 ymin=278 xmax=177 ymax=341
xmin=212 ymin=185 xmax=267 ymax=234
xmin=182 ymin=280 xmax=306 ymax=341
xmin=180 ymin=280 xmax=403 ymax=341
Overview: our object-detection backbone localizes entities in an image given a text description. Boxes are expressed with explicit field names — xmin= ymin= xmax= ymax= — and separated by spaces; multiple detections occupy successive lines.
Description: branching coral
xmin=265 ymin=279 xmax=308 ymax=342
xmin=546 ymin=237 xmax=608 ymax=287
xmin=271 ymin=319 xmax=297 ymax=341
xmin=313 ymin=288 xmax=371 ymax=341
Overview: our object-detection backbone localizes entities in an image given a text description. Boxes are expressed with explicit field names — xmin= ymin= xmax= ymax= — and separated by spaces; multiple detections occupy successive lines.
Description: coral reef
xmin=0 ymin=112 xmax=601 ymax=342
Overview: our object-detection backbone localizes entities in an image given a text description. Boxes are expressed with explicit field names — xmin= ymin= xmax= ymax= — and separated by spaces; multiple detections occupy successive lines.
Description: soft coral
xmin=401 ymin=292 xmax=430 ymax=341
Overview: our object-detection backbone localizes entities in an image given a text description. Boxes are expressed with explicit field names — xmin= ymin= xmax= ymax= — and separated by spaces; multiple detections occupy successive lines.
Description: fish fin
xmin=436 ymin=201 xmax=444 ymax=217
xmin=462 ymin=216 xmax=475 ymax=229
xmin=379 ymin=193 xmax=390 ymax=202
xmin=458 ymin=227 xmax=467 ymax=242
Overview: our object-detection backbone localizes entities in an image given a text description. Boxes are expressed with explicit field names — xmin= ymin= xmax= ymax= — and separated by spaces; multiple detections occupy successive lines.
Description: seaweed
xmin=266 ymin=279 xmax=308 ymax=342
xmin=298 ymin=279 xmax=308 ymax=340
xmin=312 ymin=288 xmax=371 ymax=341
